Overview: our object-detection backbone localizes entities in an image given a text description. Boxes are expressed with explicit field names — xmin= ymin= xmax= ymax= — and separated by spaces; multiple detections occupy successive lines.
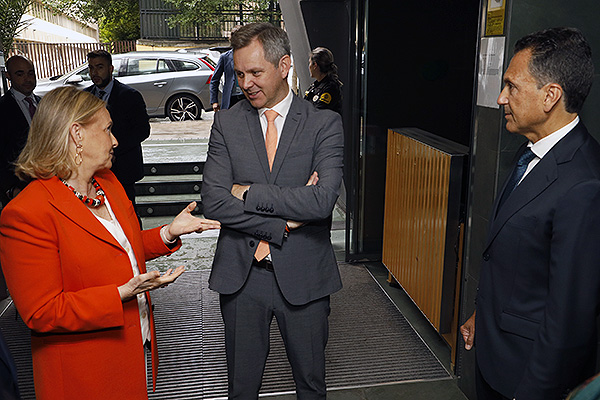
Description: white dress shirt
xmin=258 ymin=90 xmax=294 ymax=148
xmin=93 ymin=197 xmax=151 ymax=345
xmin=519 ymin=116 xmax=580 ymax=185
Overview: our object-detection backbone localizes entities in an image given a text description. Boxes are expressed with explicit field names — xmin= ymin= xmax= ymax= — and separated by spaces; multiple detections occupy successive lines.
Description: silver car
xmin=35 ymin=51 xmax=217 ymax=121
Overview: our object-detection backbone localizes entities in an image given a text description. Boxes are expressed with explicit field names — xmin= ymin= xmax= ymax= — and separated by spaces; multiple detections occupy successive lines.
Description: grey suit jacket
xmin=202 ymin=95 xmax=344 ymax=305
xmin=476 ymin=122 xmax=600 ymax=399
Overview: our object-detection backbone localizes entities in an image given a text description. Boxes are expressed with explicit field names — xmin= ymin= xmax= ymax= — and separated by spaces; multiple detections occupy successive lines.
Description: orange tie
xmin=254 ymin=110 xmax=279 ymax=261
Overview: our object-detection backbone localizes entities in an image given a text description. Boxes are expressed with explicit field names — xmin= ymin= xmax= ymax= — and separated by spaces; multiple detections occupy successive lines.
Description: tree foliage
xmin=164 ymin=0 xmax=276 ymax=29
xmin=44 ymin=0 xmax=140 ymax=41
xmin=0 ymin=0 xmax=33 ymax=52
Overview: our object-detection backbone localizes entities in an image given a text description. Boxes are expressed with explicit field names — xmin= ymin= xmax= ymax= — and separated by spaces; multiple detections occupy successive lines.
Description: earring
xmin=74 ymin=142 xmax=83 ymax=165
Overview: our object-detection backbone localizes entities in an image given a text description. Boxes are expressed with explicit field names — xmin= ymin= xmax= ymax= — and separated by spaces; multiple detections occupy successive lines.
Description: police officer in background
xmin=304 ymin=47 xmax=343 ymax=114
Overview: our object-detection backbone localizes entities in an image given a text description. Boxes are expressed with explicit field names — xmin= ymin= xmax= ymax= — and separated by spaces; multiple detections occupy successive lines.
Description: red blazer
xmin=0 ymin=169 xmax=181 ymax=400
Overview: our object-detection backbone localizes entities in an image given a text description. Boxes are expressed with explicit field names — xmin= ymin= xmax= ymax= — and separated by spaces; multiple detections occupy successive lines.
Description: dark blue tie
xmin=497 ymin=147 xmax=536 ymax=211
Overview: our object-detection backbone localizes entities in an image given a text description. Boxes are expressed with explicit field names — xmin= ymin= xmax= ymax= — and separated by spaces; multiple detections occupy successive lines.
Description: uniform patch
xmin=319 ymin=92 xmax=332 ymax=104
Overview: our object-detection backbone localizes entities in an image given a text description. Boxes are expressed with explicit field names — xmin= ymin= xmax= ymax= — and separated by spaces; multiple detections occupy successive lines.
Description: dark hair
xmin=230 ymin=22 xmax=290 ymax=67
xmin=310 ymin=47 xmax=341 ymax=84
xmin=515 ymin=27 xmax=593 ymax=113
xmin=87 ymin=49 xmax=112 ymax=65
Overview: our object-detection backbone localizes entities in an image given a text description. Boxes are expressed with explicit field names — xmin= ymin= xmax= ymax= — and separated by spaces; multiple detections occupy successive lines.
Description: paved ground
xmin=147 ymin=111 xmax=214 ymax=141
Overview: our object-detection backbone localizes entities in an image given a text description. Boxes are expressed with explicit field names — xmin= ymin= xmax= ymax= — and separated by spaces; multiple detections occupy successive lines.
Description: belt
xmin=252 ymin=258 xmax=274 ymax=272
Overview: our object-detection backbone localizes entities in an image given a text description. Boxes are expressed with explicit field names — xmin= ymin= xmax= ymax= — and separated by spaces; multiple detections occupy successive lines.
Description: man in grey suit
xmin=461 ymin=28 xmax=600 ymax=400
xmin=202 ymin=23 xmax=344 ymax=399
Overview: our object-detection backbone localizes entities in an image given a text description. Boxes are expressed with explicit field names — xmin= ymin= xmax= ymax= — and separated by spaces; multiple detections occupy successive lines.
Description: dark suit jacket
xmin=202 ymin=95 xmax=344 ymax=305
xmin=85 ymin=80 xmax=150 ymax=184
xmin=0 ymin=92 xmax=39 ymax=204
xmin=209 ymin=50 xmax=236 ymax=109
xmin=476 ymin=122 xmax=600 ymax=400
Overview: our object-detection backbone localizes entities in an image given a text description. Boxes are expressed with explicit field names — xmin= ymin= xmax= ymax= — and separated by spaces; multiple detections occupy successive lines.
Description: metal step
xmin=135 ymin=180 xmax=202 ymax=196
xmin=144 ymin=161 xmax=204 ymax=176
xmin=136 ymin=162 xmax=205 ymax=217
xmin=137 ymin=200 xmax=203 ymax=218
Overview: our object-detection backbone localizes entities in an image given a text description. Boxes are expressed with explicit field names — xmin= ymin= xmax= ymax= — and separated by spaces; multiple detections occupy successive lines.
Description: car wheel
xmin=166 ymin=94 xmax=202 ymax=121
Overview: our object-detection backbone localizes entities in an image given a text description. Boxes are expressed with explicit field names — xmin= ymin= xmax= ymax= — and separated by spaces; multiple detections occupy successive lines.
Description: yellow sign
xmin=485 ymin=0 xmax=506 ymax=36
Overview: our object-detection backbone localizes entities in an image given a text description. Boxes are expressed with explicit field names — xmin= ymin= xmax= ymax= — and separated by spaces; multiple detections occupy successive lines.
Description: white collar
xmin=258 ymin=90 xmax=293 ymax=120
xmin=529 ymin=116 xmax=580 ymax=159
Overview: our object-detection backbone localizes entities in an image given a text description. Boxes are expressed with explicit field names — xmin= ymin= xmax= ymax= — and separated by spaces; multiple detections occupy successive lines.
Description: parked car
xmin=35 ymin=51 xmax=217 ymax=121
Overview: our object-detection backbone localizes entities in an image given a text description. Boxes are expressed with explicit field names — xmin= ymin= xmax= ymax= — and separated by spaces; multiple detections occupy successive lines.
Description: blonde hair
xmin=16 ymin=87 xmax=106 ymax=180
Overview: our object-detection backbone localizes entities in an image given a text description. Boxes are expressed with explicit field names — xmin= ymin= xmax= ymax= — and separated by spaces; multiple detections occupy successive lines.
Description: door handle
xmin=153 ymin=82 xmax=167 ymax=87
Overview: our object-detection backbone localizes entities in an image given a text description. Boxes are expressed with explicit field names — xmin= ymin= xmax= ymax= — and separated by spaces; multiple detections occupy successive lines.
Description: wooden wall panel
xmin=382 ymin=129 xmax=453 ymax=331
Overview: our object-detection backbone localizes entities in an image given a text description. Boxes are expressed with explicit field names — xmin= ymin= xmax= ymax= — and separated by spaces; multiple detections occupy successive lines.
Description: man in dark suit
xmin=210 ymin=25 xmax=244 ymax=112
xmin=84 ymin=50 xmax=150 ymax=206
xmin=0 ymin=55 xmax=39 ymax=205
xmin=202 ymin=23 xmax=344 ymax=399
xmin=461 ymin=27 xmax=600 ymax=400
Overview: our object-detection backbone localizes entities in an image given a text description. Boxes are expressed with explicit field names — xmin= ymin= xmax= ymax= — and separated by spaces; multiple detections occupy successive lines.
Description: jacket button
xmin=249 ymin=240 xmax=255 ymax=247
xmin=256 ymin=206 xmax=260 ymax=211
xmin=269 ymin=207 xmax=274 ymax=213
xmin=483 ymin=253 xmax=490 ymax=261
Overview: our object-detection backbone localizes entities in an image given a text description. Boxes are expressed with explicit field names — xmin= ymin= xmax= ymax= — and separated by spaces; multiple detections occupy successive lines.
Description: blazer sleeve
xmin=0 ymin=203 xmax=125 ymax=333
xmin=244 ymin=111 xmax=344 ymax=221
xmin=202 ymin=111 xmax=288 ymax=242
xmin=515 ymin=180 xmax=600 ymax=399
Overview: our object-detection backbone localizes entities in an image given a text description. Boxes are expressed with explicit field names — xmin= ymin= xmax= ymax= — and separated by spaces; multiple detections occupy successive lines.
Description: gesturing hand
xmin=118 ymin=266 xmax=185 ymax=301
xmin=161 ymin=202 xmax=221 ymax=243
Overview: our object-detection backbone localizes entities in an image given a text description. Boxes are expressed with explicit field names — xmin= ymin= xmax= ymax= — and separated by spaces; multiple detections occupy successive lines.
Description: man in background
xmin=0 ymin=55 xmax=38 ymax=205
xmin=210 ymin=25 xmax=245 ymax=112
xmin=85 ymin=50 xmax=150 ymax=208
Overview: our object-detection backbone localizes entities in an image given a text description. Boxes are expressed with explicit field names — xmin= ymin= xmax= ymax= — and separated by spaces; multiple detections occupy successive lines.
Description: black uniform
xmin=304 ymin=75 xmax=342 ymax=114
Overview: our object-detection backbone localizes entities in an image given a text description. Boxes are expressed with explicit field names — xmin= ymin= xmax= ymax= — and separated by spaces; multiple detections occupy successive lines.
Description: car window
xmin=112 ymin=59 xmax=121 ymax=76
xmin=157 ymin=59 xmax=171 ymax=73
xmin=125 ymin=59 xmax=157 ymax=76
xmin=74 ymin=67 xmax=92 ymax=81
xmin=170 ymin=60 xmax=199 ymax=71
xmin=200 ymin=56 xmax=216 ymax=69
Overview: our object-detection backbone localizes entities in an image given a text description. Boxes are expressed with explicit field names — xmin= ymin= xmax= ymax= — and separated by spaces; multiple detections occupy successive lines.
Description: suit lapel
xmin=486 ymin=155 xmax=557 ymax=247
xmin=485 ymin=123 xmax=588 ymax=249
xmin=7 ymin=94 xmax=29 ymax=128
xmin=44 ymin=177 xmax=122 ymax=250
xmin=97 ymin=173 xmax=137 ymax=249
xmin=245 ymin=95 xmax=304 ymax=183
xmin=245 ymin=104 xmax=271 ymax=180
xmin=270 ymin=96 xmax=302 ymax=183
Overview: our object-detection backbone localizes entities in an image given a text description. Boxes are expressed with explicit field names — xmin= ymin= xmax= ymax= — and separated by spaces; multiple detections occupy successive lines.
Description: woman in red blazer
xmin=0 ymin=86 xmax=220 ymax=400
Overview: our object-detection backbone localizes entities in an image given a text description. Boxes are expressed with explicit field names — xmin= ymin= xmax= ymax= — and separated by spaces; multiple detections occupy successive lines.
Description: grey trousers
xmin=220 ymin=265 xmax=331 ymax=400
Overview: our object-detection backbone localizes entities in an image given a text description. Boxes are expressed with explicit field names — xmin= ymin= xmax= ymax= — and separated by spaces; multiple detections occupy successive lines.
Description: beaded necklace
xmin=61 ymin=178 xmax=106 ymax=208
